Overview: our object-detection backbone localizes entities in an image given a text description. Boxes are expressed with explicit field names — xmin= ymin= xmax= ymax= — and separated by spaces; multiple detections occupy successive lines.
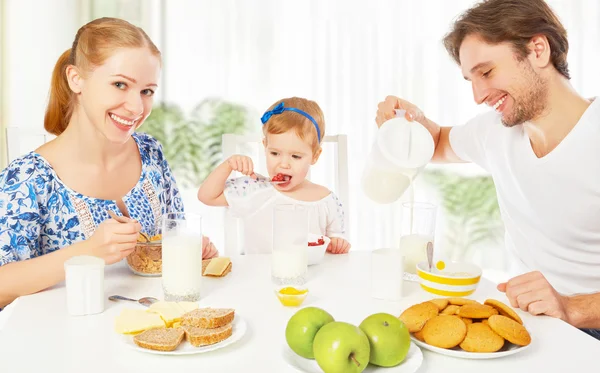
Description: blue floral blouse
xmin=0 ymin=132 xmax=184 ymax=267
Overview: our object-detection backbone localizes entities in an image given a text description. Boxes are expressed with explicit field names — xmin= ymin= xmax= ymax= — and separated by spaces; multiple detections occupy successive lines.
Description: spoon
xmin=107 ymin=210 xmax=130 ymax=223
xmin=108 ymin=295 xmax=159 ymax=307
xmin=254 ymin=174 xmax=286 ymax=185
xmin=107 ymin=210 xmax=151 ymax=241
xmin=426 ymin=241 xmax=434 ymax=273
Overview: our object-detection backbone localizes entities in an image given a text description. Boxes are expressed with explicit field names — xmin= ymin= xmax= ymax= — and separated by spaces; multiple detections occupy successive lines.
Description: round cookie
xmin=484 ymin=299 xmax=523 ymax=325
xmin=458 ymin=303 xmax=499 ymax=319
xmin=460 ymin=323 xmax=505 ymax=353
xmin=399 ymin=302 xmax=439 ymax=333
xmin=460 ymin=317 xmax=473 ymax=325
xmin=488 ymin=315 xmax=531 ymax=346
xmin=422 ymin=315 xmax=467 ymax=349
xmin=448 ymin=298 xmax=479 ymax=306
xmin=429 ymin=298 xmax=449 ymax=311
xmin=441 ymin=305 xmax=461 ymax=315
xmin=413 ymin=329 xmax=426 ymax=342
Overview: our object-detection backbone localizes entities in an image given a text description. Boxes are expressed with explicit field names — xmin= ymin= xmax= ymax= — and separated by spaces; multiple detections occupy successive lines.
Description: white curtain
xmin=159 ymin=0 xmax=600 ymax=265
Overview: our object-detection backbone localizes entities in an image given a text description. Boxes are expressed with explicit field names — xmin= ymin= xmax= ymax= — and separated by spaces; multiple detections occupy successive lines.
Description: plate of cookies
xmin=399 ymin=298 xmax=531 ymax=359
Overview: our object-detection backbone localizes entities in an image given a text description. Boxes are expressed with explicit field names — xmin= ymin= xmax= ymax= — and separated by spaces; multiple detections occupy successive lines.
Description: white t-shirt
xmin=223 ymin=177 xmax=347 ymax=254
xmin=449 ymin=98 xmax=600 ymax=295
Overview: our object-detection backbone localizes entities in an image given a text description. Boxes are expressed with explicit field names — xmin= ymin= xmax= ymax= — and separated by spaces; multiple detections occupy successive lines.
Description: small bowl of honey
xmin=274 ymin=286 xmax=309 ymax=307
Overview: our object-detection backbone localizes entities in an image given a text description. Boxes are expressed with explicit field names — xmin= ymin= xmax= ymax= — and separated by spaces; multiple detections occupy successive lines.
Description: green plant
xmin=190 ymin=98 xmax=256 ymax=182
xmin=423 ymin=169 xmax=504 ymax=260
xmin=138 ymin=98 xmax=252 ymax=187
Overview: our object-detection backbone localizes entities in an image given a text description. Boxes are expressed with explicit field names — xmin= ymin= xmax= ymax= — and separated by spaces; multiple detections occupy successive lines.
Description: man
xmin=375 ymin=0 xmax=600 ymax=338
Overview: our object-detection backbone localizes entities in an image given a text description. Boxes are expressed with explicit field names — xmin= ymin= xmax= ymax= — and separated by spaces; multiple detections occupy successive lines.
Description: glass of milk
xmin=399 ymin=202 xmax=436 ymax=281
xmin=161 ymin=212 xmax=203 ymax=301
xmin=271 ymin=204 xmax=308 ymax=286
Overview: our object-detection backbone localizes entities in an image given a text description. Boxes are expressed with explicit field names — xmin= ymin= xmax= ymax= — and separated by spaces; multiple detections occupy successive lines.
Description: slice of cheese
xmin=204 ymin=257 xmax=231 ymax=276
xmin=114 ymin=309 xmax=165 ymax=334
xmin=178 ymin=301 xmax=199 ymax=313
xmin=147 ymin=301 xmax=186 ymax=325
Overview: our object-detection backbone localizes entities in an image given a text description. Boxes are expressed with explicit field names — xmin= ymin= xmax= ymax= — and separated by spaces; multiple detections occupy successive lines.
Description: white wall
xmin=1 ymin=0 xmax=6 ymax=168
xmin=4 ymin=0 xmax=79 ymax=133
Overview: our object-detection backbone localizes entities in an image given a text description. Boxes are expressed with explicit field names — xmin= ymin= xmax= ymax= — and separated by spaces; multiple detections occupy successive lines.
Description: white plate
xmin=283 ymin=342 xmax=423 ymax=373
xmin=120 ymin=316 xmax=247 ymax=355
xmin=410 ymin=336 xmax=530 ymax=360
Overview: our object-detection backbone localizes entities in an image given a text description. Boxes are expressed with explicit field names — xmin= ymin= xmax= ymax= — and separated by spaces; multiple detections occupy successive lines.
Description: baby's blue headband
xmin=260 ymin=102 xmax=321 ymax=143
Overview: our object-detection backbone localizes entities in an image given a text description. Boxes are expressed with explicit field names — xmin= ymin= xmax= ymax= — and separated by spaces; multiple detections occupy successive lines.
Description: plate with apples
xmin=282 ymin=307 xmax=423 ymax=373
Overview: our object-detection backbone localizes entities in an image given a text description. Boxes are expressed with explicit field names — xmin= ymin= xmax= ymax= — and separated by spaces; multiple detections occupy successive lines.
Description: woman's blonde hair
xmin=44 ymin=17 xmax=161 ymax=135
xmin=262 ymin=97 xmax=325 ymax=155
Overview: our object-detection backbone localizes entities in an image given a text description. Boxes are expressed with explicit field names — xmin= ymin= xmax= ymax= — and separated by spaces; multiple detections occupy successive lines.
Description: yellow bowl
xmin=274 ymin=286 xmax=309 ymax=307
xmin=416 ymin=261 xmax=482 ymax=297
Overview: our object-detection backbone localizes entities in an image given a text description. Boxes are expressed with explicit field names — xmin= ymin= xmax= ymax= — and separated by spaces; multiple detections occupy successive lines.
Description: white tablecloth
xmin=1 ymin=253 xmax=599 ymax=372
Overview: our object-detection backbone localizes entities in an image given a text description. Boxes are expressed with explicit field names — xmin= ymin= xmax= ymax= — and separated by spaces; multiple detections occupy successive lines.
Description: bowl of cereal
xmin=416 ymin=261 xmax=482 ymax=297
xmin=126 ymin=234 xmax=162 ymax=276
xmin=307 ymin=234 xmax=331 ymax=265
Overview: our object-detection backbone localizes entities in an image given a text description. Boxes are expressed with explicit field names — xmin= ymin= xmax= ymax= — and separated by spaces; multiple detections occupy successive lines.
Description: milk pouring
xmin=362 ymin=110 xmax=434 ymax=204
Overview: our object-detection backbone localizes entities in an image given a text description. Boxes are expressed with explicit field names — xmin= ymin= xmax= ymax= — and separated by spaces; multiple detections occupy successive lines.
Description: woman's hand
xmin=86 ymin=218 xmax=142 ymax=264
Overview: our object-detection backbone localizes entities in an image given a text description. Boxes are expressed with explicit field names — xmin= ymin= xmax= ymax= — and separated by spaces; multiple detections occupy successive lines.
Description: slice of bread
xmin=133 ymin=328 xmax=185 ymax=351
xmin=181 ymin=308 xmax=235 ymax=329
xmin=183 ymin=324 xmax=233 ymax=347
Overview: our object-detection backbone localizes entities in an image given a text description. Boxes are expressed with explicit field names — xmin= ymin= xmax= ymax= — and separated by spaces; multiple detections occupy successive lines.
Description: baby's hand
xmin=327 ymin=237 xmax=351 ymax=254
xmin=227 ymin=155 xmax=256 ymax=178
xmin=202 ymin=236 xmax=219 ymax=259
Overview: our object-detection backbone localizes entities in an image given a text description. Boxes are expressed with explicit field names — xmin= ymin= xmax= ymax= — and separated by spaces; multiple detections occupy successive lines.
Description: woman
xmin=0 ymin=17 xmax=218 ymax=309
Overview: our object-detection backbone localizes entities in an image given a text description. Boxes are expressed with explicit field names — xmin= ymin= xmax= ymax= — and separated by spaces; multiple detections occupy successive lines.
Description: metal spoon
xmin=107 ymin=210 xmax=150 ymax=241
xmin=254 ymin=174 xmax=288 ymax=185
xmin=426 ymin=241 xmax=434 ymax=273
xmin=108 ymin=295 xmax=159 ymax=307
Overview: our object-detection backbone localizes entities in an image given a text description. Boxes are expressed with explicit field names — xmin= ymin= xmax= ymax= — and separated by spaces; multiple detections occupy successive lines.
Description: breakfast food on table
xmin=126 ymin=233 xmax=162 ymax=276
xmin=398 ymin=301 xmax=439 ymax=333
xmin=276 ymin=286 xmax=309 ymax=307
xmin=202 ymin=257 xmax=232 ymax=277
xmin=460 ymin=317 xmax=473 ymax=325
xmin=459 ymin=323 xmax=505 ymax=353
xmin=286 ymin=307 xmax=412 ymax=372
xmin=487 ymin=315 xmax=531 ymax=346
xmin=115 ymin=303 xmax=236 ymax=351
xmin=440 ymin=305 xmax=460 ymax=315
xmin=181 ymin=308 xmax=235 ymax=329
xmin=114 ymin=309 xmax=166 ymax=334
xmin=401 ymin=298 xmax=531 ymax=353
xmin=183 ymin=324 xmax=234 ymax=347
xmin=457 ymin=303 xmax=499 ymax=319
xmin=447 ymin=297 xmax=478 ymax=306
xmin=429 ymin=298 xmax=449 ymax=311
xmin=484 ymin=299 xmax=524 ymax=324
xmin=133 ymin=328 xmax=185 ymax=352
xmin=421 ymin=315 xmax=467 ymax=349
xmin=146 ymin=301 xmax=199 ymax=327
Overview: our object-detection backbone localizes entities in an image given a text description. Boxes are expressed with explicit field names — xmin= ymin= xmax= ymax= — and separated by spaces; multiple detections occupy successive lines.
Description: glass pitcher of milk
xmin=362 ymin=110 xmax=434 ymax=204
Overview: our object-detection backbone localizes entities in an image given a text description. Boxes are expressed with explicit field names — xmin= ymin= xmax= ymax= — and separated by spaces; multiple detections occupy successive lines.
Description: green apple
xmin=285 ymin=307 xmax=335 ymax=359
xmin=359 ymin=313 xmax=411 ymax=367
xmin=313 ymin=321 xmax=371 ymax=373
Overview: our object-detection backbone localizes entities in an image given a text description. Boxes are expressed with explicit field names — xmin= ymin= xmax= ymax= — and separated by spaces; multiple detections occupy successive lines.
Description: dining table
xmin=1 ymin=252 xmax=599 ymax=372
